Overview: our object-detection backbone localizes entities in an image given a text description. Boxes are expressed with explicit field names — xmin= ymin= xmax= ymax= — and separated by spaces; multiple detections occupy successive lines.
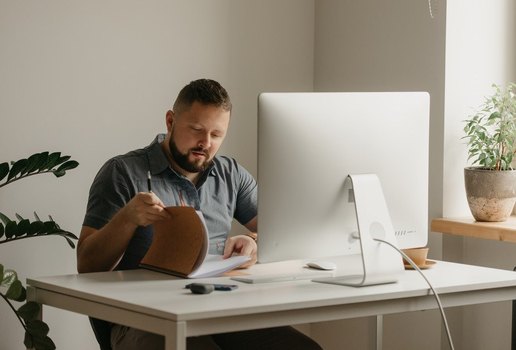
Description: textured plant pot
xmin=464 ymin=167 xmax=516 ymax=222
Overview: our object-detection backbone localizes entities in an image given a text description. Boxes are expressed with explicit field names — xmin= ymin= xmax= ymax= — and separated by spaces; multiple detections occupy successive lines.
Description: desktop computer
xmin=255 ymin=91 xmax=430 ymax=285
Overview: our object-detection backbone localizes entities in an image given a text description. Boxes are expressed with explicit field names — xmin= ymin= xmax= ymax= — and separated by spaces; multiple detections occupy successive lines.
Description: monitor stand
xmin=313 ymin=174 xmax=404 ymax=287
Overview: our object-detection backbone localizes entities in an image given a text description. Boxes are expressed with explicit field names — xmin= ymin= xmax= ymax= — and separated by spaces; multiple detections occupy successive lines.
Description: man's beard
xmin=169 ymin=138 xmax=213 ymax=173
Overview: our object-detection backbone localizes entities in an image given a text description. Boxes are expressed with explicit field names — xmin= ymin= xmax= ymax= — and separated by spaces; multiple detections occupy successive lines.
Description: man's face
xmin=166 ymin=101 xmax=230 ymax=175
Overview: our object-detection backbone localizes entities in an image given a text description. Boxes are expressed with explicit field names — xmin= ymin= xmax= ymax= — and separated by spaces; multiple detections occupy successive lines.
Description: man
xmin=78 ymin=79 xmax=322 ymax=350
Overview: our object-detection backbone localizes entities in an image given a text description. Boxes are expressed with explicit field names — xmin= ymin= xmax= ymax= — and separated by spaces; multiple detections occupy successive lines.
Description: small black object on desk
xmin=186 ymin=283 xmax=214 ymax=294
xmin=185 ymin=283 xmax=239 ymax=294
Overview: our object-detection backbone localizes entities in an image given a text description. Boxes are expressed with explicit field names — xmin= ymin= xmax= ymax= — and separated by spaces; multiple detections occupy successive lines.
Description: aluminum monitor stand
xmin=314 ymin=174 xmax=404 ymax=287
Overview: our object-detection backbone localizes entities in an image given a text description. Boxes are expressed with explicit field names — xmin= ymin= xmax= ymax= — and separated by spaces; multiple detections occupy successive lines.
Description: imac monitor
xmin=257 ymin=92 xmax=430 ymax=263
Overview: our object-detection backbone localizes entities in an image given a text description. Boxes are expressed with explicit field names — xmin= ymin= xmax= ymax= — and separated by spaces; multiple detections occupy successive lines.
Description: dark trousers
xmin=110 ymin=324 xmax=323 ymax=350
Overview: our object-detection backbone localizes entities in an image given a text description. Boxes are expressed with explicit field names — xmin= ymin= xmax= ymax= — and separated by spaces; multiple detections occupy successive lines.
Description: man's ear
xmin=165 ymin=110 xmax=175 ymax=130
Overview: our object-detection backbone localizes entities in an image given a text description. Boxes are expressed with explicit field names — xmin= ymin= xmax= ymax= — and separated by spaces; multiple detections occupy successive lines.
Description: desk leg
xmin=513 ymin=299 xmax=516 ymax=350
xmin=164 ymin=321 xmax=186 ymax=350
xmin=513 ymin=267 xmax=516 ymax=350
xmin=26 ymin=287 xmax=42 ymax=350
xmin=375 ymin=315 xmax=383 ymax=350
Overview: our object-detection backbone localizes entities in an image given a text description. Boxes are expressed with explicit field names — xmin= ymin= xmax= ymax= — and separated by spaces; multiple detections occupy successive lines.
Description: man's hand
xmin=223 ymin=234 xmax=257 ymax=268
xmin=122 ymin=192 xmax=170 ymax=227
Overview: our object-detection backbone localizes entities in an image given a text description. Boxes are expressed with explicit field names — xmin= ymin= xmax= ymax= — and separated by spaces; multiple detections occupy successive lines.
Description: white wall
xmin=443 ymin=1 xmax=516 ymax=349
xmin=311 ymin=1 xmax=446 ymax=349
xmin=0 ymin=1 xmax=314 ymax=349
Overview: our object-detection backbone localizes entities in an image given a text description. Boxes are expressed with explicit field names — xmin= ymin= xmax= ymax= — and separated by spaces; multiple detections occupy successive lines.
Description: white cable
xmin=373 ymin=238 xmax=455 ymax=350
xmin=428 ymin=0 xmax=434 ymax=19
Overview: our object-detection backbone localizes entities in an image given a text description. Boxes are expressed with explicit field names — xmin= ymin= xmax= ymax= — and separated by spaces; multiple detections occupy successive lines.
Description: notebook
xmin=139 ymin=206 xmax=249 ymax=278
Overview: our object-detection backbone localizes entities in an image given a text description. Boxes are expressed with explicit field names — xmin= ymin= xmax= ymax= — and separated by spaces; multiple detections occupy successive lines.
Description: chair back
xmin=89 ymin=317 xmax=112 ymax=350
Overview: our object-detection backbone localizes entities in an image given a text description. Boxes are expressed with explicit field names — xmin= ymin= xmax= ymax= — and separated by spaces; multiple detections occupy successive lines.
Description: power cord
xmin=373 ymin=238 xmax=455 ymax=350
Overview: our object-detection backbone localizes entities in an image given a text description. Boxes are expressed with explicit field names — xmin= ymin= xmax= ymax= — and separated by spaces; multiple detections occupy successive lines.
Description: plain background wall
xmin=0 ymin=1 xmax=314 ymax=349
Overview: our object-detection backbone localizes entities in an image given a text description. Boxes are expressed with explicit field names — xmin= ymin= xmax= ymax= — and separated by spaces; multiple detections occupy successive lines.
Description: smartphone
xmin=212 ymin=283 xmax=238 ymax=291
xmin=185 ymin=283 xmax=238 ymax=292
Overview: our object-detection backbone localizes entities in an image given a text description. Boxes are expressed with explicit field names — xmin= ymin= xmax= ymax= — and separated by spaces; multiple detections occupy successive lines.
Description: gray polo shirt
xmin=83 ymin=134 xmax=257 ymax=270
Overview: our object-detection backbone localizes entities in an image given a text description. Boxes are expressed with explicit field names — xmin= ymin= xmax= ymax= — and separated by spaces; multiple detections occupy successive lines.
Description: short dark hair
xmin=173 ymin=79 xmax=232 ymax=115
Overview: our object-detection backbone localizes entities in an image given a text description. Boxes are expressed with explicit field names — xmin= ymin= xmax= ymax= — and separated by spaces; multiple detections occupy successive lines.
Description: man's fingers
xmin=223 ymin=238 xmax=235 ymax=258
xmin=240 ymin=243 xmax=254 ymax=257
xmin=140 ymin=192 xmax=165 ymax=207
xmin=223 ymin=235 xmax=257 ymax=258
xmin=125 ymin=192 xmax=170 ymax=227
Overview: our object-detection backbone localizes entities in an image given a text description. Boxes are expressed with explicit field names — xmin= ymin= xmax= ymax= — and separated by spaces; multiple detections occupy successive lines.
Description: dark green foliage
xmin=0 ymin=151 xmax=78 ymax=350
xmin=0 ymin=151 xmax=78 ymax=186
xmin=0 ymin=212 xmax=78 ymax=247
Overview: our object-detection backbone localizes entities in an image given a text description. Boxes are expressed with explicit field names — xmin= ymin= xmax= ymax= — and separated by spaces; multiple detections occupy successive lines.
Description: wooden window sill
xmin=431 ymin=216 xmax=516 ymax=243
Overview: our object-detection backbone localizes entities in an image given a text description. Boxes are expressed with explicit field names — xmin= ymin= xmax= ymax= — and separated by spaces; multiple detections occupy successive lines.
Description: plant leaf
xmin=1 ymin=268 xmax=17 ymax=287
xmin=5 ymin=221 xmax=18 ymax=239
xmin=24 ymin=332 xmax=34 ymax=349
xmin=16 ymin=219 xmax=30 ymax=237
xmin=24 ymin=153 xmax=40 ymax=175
xmin=65 ymin=231 xmax=79 ymax=240
xmin=31 ymin=333 xmax=56 ymax=350
xmin=18 ymin=301 xmax=41 ymax=322
xmin=56 ymin=155 xmax=71 ymax=165
xmin=28 ymin=221 xmax=44 ymax=235
xmin=43 ymin=221 xmax=58 ymax=233
xmin=62 ymin=235 xmax=76 ymax=249
xmin=43 ymin=152 xmax=61 ymax=171
xmin=26 ymin=153 xmax=47 ymax=174
xmin=0 ymin=222 xmax=4 ymax=239
xmin=0 ymin=162 xmax=9 ymax=182
xmin=0 ymin=212 xmax=14 ymax=225
xmin=53 ymin=160 xmax=79 ymax=177
xmin=6 ymin=279 xmax=25 ymax=301
xmin=34 ymin=152 xmax=50 ymax=171
xmin=26 ymin=319 xmax=50 ymax=337
xmin=7 ymin=158 xmax=28 ymax=182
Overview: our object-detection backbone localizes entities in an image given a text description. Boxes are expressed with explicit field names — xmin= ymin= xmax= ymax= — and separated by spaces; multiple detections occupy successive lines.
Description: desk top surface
xmin=27 ymin=258 xmax=516 ymax=322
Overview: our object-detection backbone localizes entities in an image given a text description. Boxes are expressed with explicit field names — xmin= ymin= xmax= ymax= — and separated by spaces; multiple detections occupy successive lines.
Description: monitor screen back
xmin=257 ymin=92 xmax=430 ymax=263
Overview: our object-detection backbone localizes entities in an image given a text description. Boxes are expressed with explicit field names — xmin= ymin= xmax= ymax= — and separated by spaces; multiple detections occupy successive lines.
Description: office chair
xmin=89 ymin=317 xmax=112 ymax=350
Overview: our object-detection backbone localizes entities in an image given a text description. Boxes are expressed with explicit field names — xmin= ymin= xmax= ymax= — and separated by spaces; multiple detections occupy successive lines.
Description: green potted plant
xmin=0 ymin=152 xmax=78 ymax=350
xmin=463 ymin=82 xmax=516 ymax=222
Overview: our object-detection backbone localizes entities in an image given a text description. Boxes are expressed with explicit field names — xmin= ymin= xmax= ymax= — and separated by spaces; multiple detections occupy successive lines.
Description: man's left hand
xmin=223 ymin=234 xmax=257 ymax=268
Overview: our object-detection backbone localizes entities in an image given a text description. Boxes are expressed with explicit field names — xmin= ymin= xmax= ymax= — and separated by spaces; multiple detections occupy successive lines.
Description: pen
xmin=147 ymin=171 xmax=152 ymax=192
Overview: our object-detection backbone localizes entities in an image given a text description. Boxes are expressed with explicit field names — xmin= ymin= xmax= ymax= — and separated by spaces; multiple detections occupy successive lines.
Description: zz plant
xmin=463 ymin=82 xmax=516 ymax=171
xmin=0 ymin=152 xmax=79 ymax=350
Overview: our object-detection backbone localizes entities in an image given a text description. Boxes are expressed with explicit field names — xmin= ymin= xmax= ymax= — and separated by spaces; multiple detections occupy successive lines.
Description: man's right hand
xmin=122 ymin=192 xmax=170 ymax=227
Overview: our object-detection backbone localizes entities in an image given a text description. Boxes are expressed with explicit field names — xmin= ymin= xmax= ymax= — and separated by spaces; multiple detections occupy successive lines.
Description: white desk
xmin=27 ymin=259 xmax=516 ymax=350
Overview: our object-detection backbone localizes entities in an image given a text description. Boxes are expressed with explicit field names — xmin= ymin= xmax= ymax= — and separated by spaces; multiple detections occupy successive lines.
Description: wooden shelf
xmin=431 ymin=216 xmax=516 ymax=243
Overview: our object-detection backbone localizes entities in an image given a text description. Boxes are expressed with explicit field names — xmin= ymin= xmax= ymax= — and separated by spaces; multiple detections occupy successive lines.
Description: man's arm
xmin=77 ymin=192 xmax=168 ymax=273
xmin=244 ymin=216 xmax=257 ymax=232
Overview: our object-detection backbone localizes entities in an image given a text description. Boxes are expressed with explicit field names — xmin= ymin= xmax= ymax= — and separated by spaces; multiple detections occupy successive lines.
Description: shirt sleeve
xmin=83 ymin=158 xmax=135 ymax=229
xmin=233 ymin=163 xmax=258 ymax=226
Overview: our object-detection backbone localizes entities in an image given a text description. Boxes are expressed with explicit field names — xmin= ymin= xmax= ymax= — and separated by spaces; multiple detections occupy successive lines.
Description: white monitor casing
xmin=257 ymin=92 xmax=430 ymax=264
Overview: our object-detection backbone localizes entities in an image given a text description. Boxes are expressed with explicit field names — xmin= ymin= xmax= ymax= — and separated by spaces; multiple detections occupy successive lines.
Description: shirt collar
xmin=146 ymin=134 xmax=170 ymax=176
